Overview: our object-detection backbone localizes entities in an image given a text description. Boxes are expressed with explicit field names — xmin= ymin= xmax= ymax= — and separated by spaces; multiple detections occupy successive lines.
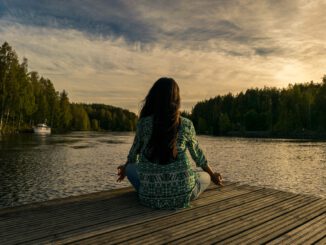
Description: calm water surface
xmin=0 ymin=132 xmax=325 ymax=208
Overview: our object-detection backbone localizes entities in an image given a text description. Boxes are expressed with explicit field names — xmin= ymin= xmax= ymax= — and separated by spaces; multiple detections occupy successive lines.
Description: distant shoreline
xmin=0 ymin=127 xmax=135 ymax=136
xmin=199 ymin=131 xmax=326 ymax=141
xmin=2 ymin=129 xmax=326 ymax=141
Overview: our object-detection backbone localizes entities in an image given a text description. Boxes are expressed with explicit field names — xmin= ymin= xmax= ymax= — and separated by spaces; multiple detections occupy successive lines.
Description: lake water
xmin=0 ymin=132 xmax=325 ymax=208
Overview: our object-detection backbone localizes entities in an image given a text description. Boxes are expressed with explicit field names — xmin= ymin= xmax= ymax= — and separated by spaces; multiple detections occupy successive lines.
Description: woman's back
xmin=127 ymin=115 xmax=208 ymax=209
xmin=118 ymin=77 xmax=223 ymax=209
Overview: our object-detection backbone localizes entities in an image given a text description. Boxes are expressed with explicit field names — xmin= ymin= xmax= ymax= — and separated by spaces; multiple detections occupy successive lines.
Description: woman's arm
xmin=187 ymin=121 xmax=208 ymax=168
xmin=117 ymin=119 xmax=142 ymax=182
xmin=187 ymin=121 xmax=223 ymax=186
xmin=126 ymin=120 xmax=142 ymax=164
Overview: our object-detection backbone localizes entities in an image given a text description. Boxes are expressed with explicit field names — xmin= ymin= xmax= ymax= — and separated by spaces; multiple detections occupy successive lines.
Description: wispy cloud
xmin=0 ymin=0 xmax=325 ymax=112
xmin=0 ymin=0 xmax=156 ymax=42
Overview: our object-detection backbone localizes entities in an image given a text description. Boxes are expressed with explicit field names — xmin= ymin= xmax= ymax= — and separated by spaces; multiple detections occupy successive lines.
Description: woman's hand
xmin=117 ymin=165 xmax=126 ymax=182
xmin=202 ymin=165 xmax=224 ymax=187
xmin=211 ymin=172 xmax=224 ymax=187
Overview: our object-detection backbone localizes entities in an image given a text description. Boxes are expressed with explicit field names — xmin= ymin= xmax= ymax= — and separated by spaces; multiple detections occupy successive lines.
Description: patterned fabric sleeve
xmin=186 ymin=121 xmax=208 ymax=168
xmin=127 ymin=119 xmax=142 ymax=164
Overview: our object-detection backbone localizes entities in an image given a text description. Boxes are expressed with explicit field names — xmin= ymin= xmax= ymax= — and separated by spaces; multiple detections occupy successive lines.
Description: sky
xmin=0 ymin=0 xmax=325 ymax=113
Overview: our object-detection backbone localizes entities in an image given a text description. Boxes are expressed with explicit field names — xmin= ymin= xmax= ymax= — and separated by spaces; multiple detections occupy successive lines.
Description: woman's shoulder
xmin=180 ymin=116 xmax=194 ymax=128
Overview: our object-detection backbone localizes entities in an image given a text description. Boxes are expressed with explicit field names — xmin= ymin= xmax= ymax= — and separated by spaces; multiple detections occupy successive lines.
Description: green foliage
xmin=2 ymin=41 xmax=325 ymax=137
xmin=219 ymin=113 xmax=232 ymax=133
xmin=91 ymin=119 xmax=99 ymax=131
xmin=82 ymin=103 xmax=137 ymax=131
xmin=198 ymin=117 xmax=208 ymax=133
xmin=191 ymin=79 xmax=326 ymax=136
xmin=59 ymin=90 xmax=72 ymax=129
xmin=0 ymin=42 xmax=137 ymax=133
xmin=71 ymin=104 xmax=90 ymax=130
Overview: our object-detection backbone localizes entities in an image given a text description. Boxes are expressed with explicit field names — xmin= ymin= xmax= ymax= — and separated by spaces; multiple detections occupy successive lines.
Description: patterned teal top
xmin=127 ymin=115 xmax=208 ymax=209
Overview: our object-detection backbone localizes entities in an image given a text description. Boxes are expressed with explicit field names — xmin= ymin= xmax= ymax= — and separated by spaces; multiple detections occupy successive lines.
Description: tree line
xmin=0 ymin=42 xmax=137 ymax=133
xmin=2 ymin=41 xmax=325 ymax=137
xmin=188 ymin=76 xmax=326 ymax=138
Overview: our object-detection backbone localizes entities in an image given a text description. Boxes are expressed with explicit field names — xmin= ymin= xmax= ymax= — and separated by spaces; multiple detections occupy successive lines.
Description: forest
xmin=1 ymin=41 xmax=325 ymax=138
xmin=0 ymin=42 xmax=137 ymax=133
xmin=189 ymin=75 xmax=326 ymax=138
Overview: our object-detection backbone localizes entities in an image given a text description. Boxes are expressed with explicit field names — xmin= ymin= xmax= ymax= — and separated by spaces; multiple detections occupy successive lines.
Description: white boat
xmin=33 ymin=123 xmax=51 ymax=134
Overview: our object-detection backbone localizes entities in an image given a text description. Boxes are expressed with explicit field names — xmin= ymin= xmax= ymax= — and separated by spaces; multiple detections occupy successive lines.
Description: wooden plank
xmin=0 ymin=203 xmax=151 ymax=244
xmin=152 ymin=196 xmax=317 ymax=245
xmin=164 ymin=196 xmax=318 ymax=245
xmin=0 ymin=184 xmax=254 ymax=244
xmin=71 ymin=191 xmax=299 ymax=244
xmin=314 ymin=236 xmax=326 ymax=245
xmin=293 ymin=214 xmax=326 ymax=244
xmin=212 ymin=199 xmax=325 ymax=244
xmin=0 ymin=182 xmax=231 ymax=231
xmin=0 ymin=187 xmax=134 ymax=216
xmin=0 ymin=183 xmax=234 ymax=228
xmin=267 ymin=214 xmax=326 ymax=244
xmin=0 ymin=182 xmax=228 ymax=231
xmin=0 ymin=182 xmax=233 ymax=225
xmin=56 ymin=188 xmax=279 ymax=244
xmin=11 ymin=186 xmax=260 ymax=244
xmin=50 ymin=187 xmax=268 ymax=244
xmin=0 ymin=191 xmax=139 ymax=225
xmin=0 ymin=182 xmax=324 ymax=245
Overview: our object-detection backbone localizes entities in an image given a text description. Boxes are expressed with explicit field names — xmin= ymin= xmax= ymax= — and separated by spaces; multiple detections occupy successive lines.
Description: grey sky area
xmin=1 ymin=0 xmax=325 ymax=112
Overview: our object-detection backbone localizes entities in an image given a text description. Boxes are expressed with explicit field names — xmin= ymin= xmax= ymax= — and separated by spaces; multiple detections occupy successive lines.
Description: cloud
xmin=0 ymin=0 xmax=325 ymax=113
xmin=0 ymin=0 xmax=156 ymax=42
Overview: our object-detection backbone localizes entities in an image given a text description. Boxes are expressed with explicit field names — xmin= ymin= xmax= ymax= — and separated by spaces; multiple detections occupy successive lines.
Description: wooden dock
xmin=0 ymin=182 xmax=325 ymax=244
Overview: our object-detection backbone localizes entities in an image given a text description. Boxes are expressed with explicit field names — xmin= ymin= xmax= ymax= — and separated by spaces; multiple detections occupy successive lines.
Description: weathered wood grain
xmin=0 ymin=182 xmax=324 ymax=245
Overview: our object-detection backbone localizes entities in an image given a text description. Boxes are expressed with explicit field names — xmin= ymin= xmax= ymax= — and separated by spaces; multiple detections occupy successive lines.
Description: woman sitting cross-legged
xmin=117 ymin=77 xmax=223 ymax=209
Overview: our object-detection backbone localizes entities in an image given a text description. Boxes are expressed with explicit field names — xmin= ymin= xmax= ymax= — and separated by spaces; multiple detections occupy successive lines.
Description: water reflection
xmin=0 ymin=132 xmax=325 ymax=208
xmin=203 ymin=136 xmax=325 ymax=199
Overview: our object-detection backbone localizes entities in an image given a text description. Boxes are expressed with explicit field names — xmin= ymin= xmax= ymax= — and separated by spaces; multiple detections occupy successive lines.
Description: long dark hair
xmin=140 ymin=77 xmax=181 ymax=164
